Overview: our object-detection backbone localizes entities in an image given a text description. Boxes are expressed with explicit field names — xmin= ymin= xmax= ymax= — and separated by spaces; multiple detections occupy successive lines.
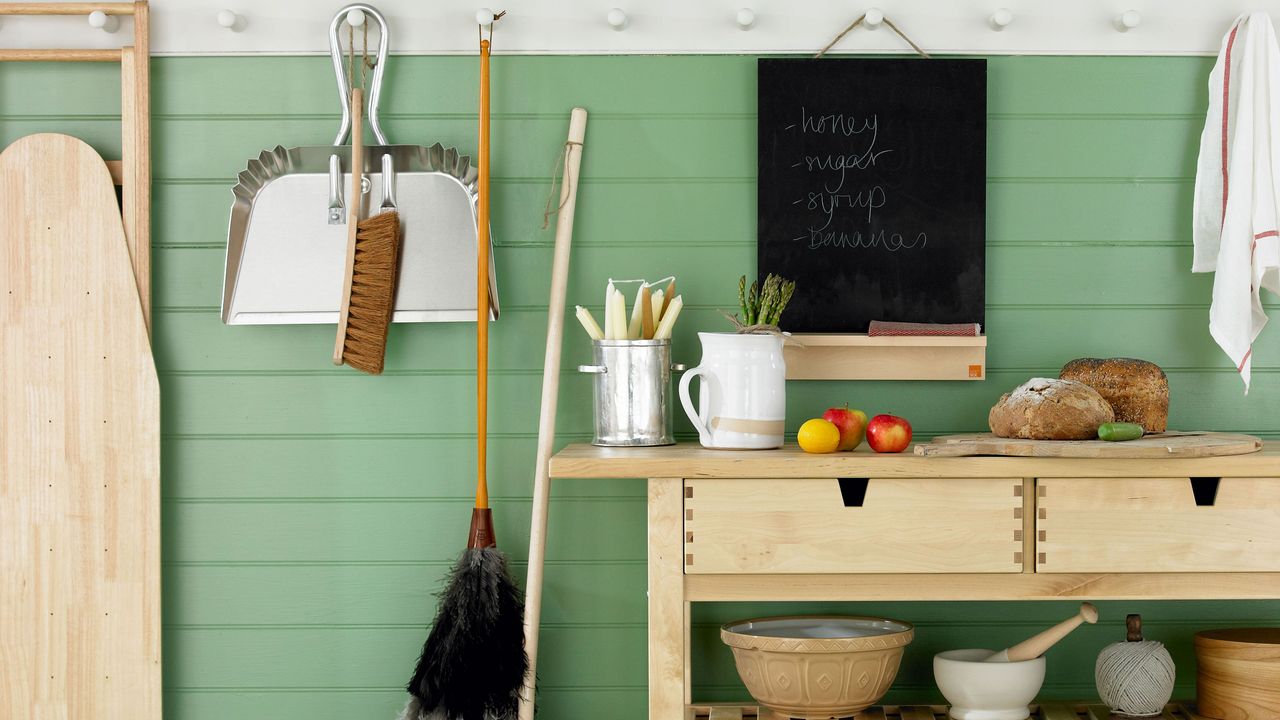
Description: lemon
xmin=797 ymin=418 xmax=841 ymax=454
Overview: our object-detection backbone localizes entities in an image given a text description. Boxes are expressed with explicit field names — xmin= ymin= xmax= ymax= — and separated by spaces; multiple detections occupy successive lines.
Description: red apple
xmin=822 ymin=406 xmax=868 ymax=451
xmin=866 ymin=414 xmax=912 ymax=453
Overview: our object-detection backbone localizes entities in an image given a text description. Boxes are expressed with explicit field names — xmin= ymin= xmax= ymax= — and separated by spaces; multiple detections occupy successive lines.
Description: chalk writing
xmin=787 ymin=108 xmax=925 ymax=251
xmin=798 ymin=228 xmax=928 ymax=252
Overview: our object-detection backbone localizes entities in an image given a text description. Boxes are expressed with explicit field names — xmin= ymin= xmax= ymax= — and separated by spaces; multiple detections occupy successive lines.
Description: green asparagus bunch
xmin=736 ymin=273 xmax=797 ymax=327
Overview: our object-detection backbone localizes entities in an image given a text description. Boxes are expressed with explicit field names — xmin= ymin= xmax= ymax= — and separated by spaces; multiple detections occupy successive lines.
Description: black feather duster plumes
xmin=405 ymin=547 xmax=528 ymax=720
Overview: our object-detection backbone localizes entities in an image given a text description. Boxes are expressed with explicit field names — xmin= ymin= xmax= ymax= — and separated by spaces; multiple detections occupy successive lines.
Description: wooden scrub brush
xmin=333 ymin=86 xmax=401 ymax=374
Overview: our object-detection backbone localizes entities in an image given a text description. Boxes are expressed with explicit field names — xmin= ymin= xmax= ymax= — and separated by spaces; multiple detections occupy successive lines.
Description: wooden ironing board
xmin=0 ymin=5 xmax=157 ymax=719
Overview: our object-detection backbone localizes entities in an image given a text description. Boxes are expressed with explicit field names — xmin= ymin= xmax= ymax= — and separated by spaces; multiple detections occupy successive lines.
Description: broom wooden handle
xmin=519 ymin=107 xmax=588 ymax=720
xmin=332 ymin=86 xmax=363 ymax=365
xmin=476 ymin=39 xmax=491 ymax=510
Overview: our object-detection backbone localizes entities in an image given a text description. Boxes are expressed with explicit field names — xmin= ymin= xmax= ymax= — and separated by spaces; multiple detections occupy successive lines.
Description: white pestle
xmin=984 ymin=602 xmax=1099 ymax=663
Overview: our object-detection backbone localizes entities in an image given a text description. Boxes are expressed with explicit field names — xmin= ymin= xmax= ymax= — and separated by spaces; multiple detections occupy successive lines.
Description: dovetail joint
xmin=1038 ymin=552 xmax=1047 ymax=564
xmin=685 ymin=553 xmax=694 ymax=566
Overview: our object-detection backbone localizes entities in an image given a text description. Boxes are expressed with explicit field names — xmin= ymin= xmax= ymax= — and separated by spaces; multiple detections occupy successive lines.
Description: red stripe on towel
xmin=1252 ymin=231 xmax=1276 ymax=265
xmin=1238 ymin=346 xmax=1253 ymax=373
xmin=1222 ymin=23 xmax=1240 ymax=227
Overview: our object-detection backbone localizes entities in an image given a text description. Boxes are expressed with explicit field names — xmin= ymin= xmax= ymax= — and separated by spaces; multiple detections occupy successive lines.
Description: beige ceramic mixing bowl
xmin=721 ymin=616 xmax=914 ymax=719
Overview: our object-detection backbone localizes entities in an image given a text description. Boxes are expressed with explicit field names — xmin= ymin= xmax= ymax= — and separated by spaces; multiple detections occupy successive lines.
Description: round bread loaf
xmin=989 ymin=377 xmax=1115 ymax=440
xmin=1060 ymin=357 xmax=1168 ymax=433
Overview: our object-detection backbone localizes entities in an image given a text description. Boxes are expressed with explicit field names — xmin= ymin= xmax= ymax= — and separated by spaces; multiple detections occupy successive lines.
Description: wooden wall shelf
xmin=784 ymin=334 xmax=987 ymax=381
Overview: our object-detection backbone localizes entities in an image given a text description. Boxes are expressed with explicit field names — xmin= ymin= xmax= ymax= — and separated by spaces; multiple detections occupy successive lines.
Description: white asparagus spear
xmin=661 ymin=279 xmax=675 ymax=318
xmin=653 ymin=294 xmax=683 ymax=339
xmin=603 ymin=281 xmax=616 ymax=339
xmin=649 ymin=288 xmax=665 ymax=326
xmin=627 ymin=284 xmax=648 ymax=340
xmin=575 ymin=305 xmax=604 ymax=340
xmin=612 ymin=287 xmax=629 ymax=339
xmin=641 ymin=287 xmax=655 ymax=339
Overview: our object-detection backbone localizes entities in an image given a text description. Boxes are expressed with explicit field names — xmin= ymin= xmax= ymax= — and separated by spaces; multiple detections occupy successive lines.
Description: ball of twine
xmin=1095 ymin=640 xmax=1176 ymax=716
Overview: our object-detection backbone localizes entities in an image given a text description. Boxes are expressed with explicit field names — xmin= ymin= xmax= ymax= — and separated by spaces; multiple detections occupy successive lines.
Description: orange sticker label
xmin=968 ymin=364 xmax=983 ymax=378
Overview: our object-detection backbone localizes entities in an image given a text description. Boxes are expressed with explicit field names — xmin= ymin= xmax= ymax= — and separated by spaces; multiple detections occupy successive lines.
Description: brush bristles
xmin=339 ymin=211 xmax=401 ymax=375
xmin=407 ymin=546 xmax=528 ymax=720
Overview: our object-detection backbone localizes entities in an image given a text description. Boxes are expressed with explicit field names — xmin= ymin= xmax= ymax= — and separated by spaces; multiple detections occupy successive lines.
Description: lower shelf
xmin=686 ymin=703 xmax=1206 ymax=720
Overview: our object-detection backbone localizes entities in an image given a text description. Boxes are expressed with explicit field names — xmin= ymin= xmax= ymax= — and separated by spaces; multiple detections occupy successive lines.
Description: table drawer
xmin=1036 ymin=477 xmax=1280 ymax=573
xmin=683 ymin=477 xmax=1024 ymax=574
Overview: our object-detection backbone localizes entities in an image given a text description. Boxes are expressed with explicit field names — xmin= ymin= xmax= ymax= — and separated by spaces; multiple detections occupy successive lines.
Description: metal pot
xmin=578 ymin=339 xmax=684 ymax=447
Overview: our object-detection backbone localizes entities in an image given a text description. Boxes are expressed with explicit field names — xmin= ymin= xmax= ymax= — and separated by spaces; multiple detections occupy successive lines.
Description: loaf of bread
xmin=1059 ymin=357 xmax=1168 ymax=432
xmin=989 ymin=378 xmax=1115 ymax=440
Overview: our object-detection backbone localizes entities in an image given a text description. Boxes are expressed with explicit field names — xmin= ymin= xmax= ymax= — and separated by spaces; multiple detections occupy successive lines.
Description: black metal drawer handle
xmin=838 ymin=478 xmax=869 ymax=507
xmin=1190 ymin=477 xmax=1221 ymax=507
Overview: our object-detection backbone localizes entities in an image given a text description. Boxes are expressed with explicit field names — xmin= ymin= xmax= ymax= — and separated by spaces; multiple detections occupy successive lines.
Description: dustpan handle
xmin=329 ymin=3 xmax=389 ymax=147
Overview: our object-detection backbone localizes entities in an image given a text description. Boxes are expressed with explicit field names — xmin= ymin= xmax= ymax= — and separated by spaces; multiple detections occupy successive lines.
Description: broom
xmin=403 ymin=35 xmax=526 ymax=720
xmin=518 ymin=107 xmax=588 ymax=720
xmin=333 ymin=83 xmax=401 ymax=375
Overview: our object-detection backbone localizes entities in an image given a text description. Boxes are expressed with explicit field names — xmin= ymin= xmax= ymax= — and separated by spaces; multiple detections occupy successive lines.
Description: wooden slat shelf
xmin=686 ymin=702 xmax=1208 ymax=720
xmin=784 ymin=333 xmax=987 ymax=381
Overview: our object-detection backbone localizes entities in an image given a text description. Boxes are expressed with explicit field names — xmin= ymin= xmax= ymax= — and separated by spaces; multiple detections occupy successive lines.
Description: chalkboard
xmin=758 ymin=58 xmax=987 ymax=333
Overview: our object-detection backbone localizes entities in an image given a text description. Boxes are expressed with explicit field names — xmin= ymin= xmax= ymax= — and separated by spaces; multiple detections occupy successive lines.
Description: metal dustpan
xmin=222 ymin=4 xmax=498 ymax=325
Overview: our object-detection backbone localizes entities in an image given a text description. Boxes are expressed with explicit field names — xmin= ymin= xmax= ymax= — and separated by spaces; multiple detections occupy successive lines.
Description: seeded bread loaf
xmin=1059 ymin=357 xmax=1168 ymax=433
xmin=989 ymin=378 xmax=1115 ymax=440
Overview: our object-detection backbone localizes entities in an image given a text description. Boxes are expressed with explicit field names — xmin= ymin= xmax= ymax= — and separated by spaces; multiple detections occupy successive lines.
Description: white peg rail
xmin=0 ymin=0 xmax=1269 ymax=55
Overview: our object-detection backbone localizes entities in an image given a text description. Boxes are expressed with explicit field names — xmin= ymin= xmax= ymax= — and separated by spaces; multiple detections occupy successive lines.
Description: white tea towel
xmin=1193 ymin=11 xmax=1280 ymax=392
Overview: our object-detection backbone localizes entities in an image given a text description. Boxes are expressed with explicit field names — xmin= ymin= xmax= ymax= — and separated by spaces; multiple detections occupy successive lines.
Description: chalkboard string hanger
xmin=814 ymin=12 xmax=930 ymax=58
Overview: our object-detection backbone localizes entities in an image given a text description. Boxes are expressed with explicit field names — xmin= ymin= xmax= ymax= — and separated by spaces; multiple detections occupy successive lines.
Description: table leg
xmin=648 ymin=477 xmax=686 ymax=720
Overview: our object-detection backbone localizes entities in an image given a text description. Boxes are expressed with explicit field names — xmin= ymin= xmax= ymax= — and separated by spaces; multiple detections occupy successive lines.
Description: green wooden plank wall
xmin=6 ymin=54 xmax=1279 ymax=718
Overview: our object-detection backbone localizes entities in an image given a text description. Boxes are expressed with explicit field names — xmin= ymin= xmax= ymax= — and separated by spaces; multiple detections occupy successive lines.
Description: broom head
xmin=407 ymin=508 xmax=528 ymax=720
xmin=336 ymin=210 xmax=401 ymax=374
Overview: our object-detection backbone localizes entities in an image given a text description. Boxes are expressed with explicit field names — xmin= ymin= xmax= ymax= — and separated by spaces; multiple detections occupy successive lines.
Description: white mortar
xmin=934 ymin=649 xmax=1046 ymax=720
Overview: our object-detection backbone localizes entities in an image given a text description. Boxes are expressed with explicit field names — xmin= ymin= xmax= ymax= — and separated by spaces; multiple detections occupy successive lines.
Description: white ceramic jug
xmin=678 ymin=332 xmax=786 ymax=449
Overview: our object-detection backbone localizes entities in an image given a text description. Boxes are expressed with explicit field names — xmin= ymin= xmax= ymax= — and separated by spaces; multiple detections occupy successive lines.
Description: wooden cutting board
xmin=914 ymin=431 xmax=1263 ymax=458
xmin=0 ymin=135 xmax=160 ymax=719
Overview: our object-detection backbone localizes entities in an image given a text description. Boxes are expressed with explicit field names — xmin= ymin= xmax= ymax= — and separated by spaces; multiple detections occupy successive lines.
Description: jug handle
xmin=678 ymin=367 xmax=711 ymax=444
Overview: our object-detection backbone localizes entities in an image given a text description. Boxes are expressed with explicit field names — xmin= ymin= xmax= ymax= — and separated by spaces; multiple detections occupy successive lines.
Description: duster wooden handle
xmin=333 ymin=87 xmax=363 ymax=365
xmin=1001 ymin=602 xmax=1099 ymax=662
xmin=476 ymin=39 xmax=491 ymax=510
xmin=519 ymin=107 xmax=588 ymax=720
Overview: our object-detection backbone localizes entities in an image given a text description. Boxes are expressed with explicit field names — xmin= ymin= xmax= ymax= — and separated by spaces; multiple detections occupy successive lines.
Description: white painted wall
xmin=3 ymin=0 xmax=1279 ymax=56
